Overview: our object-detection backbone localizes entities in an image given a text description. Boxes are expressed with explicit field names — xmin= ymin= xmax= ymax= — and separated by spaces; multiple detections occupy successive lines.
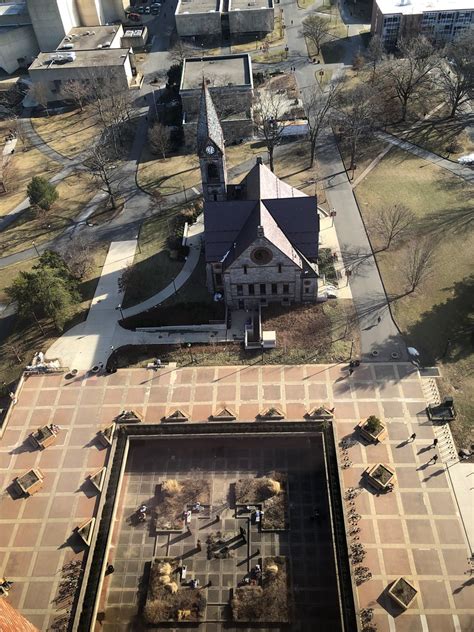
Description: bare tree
xmin=5 ymin=342 xmax=24 ymax=363
xmin=439 ymin=31 xmax=474 ymax=118
xmin=371 ymin=203 xmax=416 ymax=251
xmin=85 ymin=136 xmax=119 ymax=209
xmin=301 ymin=14 xmax=332 ymax=56
xmin=168 ymin=40 xmax=196 ymax=65
xmin=365 ymin=34 xmax=385 ymax=83
xmin=403 ymin=238 xmax=436 ymax=294
xmin=29 ymin=82 xmax=50 ymax=116
xmin=302 ymin=81 xmax=341 ymax=168
xmin=253 ymin=90 xmax=287 ymax=172
xmin=148 ymin=122 xmax=171 ymax=159
xmin=333 ymin=85 xmax=379 ymax=174
xmin=62 ymin=237 xmax=93 ymax=280
xmin=60 ymin=80 xmax=89 ymax=111
xmin=383 ymin=36 xmax=440 ymax=122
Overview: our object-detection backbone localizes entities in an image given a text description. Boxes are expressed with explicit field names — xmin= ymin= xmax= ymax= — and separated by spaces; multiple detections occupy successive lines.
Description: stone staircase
xmin=421 ymin=375 xmax=458 ymax=464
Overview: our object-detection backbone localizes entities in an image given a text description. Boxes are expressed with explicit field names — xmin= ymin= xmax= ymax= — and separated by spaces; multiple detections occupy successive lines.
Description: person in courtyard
xmin=409 ymin=433 xmax=416 ymax=442
xmin=432 ymin=438 xmax=439 ymax=448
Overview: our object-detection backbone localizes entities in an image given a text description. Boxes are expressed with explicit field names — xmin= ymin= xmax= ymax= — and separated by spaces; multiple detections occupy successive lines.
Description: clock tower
xmin=197 ymin=81 xmax=227 ymax=202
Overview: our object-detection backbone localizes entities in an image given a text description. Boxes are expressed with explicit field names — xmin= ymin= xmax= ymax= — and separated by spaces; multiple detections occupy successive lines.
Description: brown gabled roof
xmin=240 ymin=160 xmax=306 ymax=201
xmin=221 ymin=201 xmax=303 ymax=270
xmin=197 ymin=81 xmax=225 ymax=154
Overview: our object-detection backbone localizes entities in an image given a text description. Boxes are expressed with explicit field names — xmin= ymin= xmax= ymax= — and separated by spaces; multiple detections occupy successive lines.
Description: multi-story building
xmin=28 ymin=24 xmax=142 ymax=102
xmin=175 ymin=0 xmax=274 ymax=40
xmin=198 ymin=83 xmax=320 ymax=309
xmin=180 ymin=53 xmax=254 ymax=148
xmin=371 ymin=0 xmax=473 ymax=48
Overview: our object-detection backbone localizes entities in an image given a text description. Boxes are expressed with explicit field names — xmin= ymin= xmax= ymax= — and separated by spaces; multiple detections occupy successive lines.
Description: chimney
xmin=256 ymin=156 xmax=263 ymax=165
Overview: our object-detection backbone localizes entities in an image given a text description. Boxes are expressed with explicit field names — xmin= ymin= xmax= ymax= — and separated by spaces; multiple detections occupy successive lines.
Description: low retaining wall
xmin=136 ymin=322 xmax=226 ymax=333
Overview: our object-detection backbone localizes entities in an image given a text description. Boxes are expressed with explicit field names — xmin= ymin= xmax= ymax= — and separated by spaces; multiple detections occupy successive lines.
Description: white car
xmin=458 ymin=153 xmax=474 ymax=165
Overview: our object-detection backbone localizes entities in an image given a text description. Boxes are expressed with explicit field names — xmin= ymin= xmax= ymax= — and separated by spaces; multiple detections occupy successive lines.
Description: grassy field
xmin=138 ymin=140 xmax=266 ymax=197
xmin=0 ymin=244 xmax=108 ymax=388
xmin=122 ymin=205 xmax=184 ymax=309
xmin=31 ymin=105 xmax=103 ymax=159
xmin=355 ymin=147 xmax=473 ymax=448
xmin=393 ymin=116 xmax=473 ymax=160
xmin=0 ymin=121 xmax=60 ymax=217
xmin=0 ymin=171 xmax=97 ymax=256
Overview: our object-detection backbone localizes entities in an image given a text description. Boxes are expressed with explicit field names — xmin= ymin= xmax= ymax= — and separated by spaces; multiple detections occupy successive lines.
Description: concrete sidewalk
xmin=47 ymin=240 xmax=137 ymax=370
xmin=377 ymin=131 xmax=474 ymax=184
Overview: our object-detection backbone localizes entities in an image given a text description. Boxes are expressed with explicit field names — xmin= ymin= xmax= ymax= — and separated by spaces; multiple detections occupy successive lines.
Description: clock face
xmin=205 ymin=145 xmax=215 ymax=155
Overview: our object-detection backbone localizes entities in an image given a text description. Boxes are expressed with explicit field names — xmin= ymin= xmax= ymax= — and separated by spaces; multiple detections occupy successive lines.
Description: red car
xmin=127 ymin=12 xmax=141 ymax=21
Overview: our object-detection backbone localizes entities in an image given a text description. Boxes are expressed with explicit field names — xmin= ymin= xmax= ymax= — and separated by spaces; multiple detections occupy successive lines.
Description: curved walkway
xmin=376 ymin=131 xmax=474 ymax=184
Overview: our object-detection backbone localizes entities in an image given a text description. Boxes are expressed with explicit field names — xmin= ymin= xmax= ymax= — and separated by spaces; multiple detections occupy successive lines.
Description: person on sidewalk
xmin=428 ymin=454 xmax=438 ymax=465
xmin=432 ymin=438 xmax=439 ymax=448
xmin=409 ymin=433 xmax=416 ymax=442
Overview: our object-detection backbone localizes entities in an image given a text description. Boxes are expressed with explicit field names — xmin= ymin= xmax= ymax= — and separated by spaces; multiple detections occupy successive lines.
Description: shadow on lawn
xmin=403 ymin=274 xmax=473 ymax=365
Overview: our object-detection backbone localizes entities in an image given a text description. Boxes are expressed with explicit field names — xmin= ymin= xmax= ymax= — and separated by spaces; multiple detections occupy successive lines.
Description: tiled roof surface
xmin=197 ymin=82 xmax=225 ymax=154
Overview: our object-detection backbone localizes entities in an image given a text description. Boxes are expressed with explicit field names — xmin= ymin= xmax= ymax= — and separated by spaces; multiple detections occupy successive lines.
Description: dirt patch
xmin=155 ymin=478 xmax=211 ymax=531
xmin=232 ymin=556 xmax=289 ymax=622
xmin=144 ymin=557 xmax=206 ymax=623
xmin=235 ymin=474 xmax=287 ymax=530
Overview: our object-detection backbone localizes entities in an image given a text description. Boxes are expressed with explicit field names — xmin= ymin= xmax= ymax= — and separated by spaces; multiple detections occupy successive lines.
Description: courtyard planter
xmin=15 ymin=468 xmax=44 ymax=496
xmin=357 ymin=416 xmax=387 ymax=443
xmin=29 ymin=425 xmax=57 ymax=450
xmin=209 ymin=408 xmax=236 ymax=421
xmin=364 ymin=463 xmax=396 ymax=492
xmin=387 ymin=577 xmax=418 ymax=610
xmin=305 ymin=406 xmax=334 ymax=420
xmin=162 ymin=409 xmax=188 ymax=423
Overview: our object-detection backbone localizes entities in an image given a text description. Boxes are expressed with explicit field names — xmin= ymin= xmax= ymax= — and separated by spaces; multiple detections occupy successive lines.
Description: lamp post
xmin=135 ymin=234 xmax=142 ymax=254
xmin=117 ymin=304 xmax=124 ymax=320
xmin=32 ymin=241 xmax=40 ymax=257
xmin=187 ymin=343 xmax=194 ymax=363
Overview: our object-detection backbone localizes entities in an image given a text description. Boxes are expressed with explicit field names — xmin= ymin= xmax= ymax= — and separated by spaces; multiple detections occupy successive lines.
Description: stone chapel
xmin=198 ymin=82 xmax=320 ymax=310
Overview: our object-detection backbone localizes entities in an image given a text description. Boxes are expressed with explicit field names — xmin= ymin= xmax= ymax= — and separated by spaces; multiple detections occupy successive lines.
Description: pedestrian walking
xmin=349 ymin=368 xmax=354 ymax=376
xmin=432 ymin=438 xmax=438 ymax=448
xmin=196 ymin=539 xmax=202 ymax=552
xmin=105 ymin=564 xmax=115 ymax=575
xmin=377 ymin=316 xmax=381 ymax=323
xmin=291 ymin=19 xmax=293 ymax=25
xmin=409 ymin=433 xmax=416 ymax=442
xmin=428 ymin=454 xmax=439 ymax=464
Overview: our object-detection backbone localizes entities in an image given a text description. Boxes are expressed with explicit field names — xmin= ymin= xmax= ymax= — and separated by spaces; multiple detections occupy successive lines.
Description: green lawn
xmin=355 ymin=147 xmax=473 ymax=448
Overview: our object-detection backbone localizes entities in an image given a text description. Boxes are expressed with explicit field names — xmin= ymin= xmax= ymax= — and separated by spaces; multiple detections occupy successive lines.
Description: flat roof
xmin=230 ymin=0 xmax=272 ymax=10
xmin=123 ymin=26 xmax=147 ymax=37
xmin=181 ymin=54 xmax=251 ymax=90
xmin=177 ymin=0 xmax=220 ymax=15
xmin=57 ymin=26 xmax=121 ymax=51
xmin=29 ymin=48 xmax=129 ymax=71
xmin=376 ymin=0 xmax=473 ymax=14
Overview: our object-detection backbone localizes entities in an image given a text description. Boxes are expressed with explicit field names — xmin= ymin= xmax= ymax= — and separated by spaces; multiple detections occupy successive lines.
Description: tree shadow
xmin=403 ymin=274 xmax=474 ymax=365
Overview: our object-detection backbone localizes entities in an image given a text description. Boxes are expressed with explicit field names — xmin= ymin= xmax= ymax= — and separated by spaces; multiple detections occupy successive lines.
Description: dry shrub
xmin=158 ymin=574 xmax=171 ymax=585
xmin=165 ymin=581 xmax=178 ymax=594
xmin=157 ymin=562 xmax=172 ymax=575
xmin=266 ymin=564 xmax=279 ymax=575
xmin=144 ymin=599 xmax=168 ymax=623
xmin=161 ymin=479 xmax=183 ymax=495
xmin=262 ymin=478 xmax=281 ymax=497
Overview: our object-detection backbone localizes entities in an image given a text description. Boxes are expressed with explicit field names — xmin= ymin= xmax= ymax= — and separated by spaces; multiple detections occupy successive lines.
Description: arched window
xmin=207 ymin=162 xmax=219 ymax=182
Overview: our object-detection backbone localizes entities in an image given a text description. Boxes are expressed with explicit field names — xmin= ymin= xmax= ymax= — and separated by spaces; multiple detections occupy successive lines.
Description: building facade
xmin=198 ymin=84 xmax=320 ymax=309
xmin=175 ymin=0 xmax=274 ymax=39
xmin=180 ymin=54 xmax=254 ymax=148
xmin=371 ymin=0 xmax=473 ymax=48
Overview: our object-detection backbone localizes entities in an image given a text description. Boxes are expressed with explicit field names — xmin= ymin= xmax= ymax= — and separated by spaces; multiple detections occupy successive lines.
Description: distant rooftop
xmin=181 ymin=54 xmax=252 ymax=91
xmin=177 ymin=0 xmax=221 ymax=15
xmin=0 ymin=2 xmax=28 ymax=16
xmin=375 ymin=0 xmax=473 ymax=14
xmin=56 ymin=26 xmax=122 ymax=52
xmin=230 ymin=0 xmax=273 ymax=10
xmin=29 ymin=48 xmax=129 ymax=71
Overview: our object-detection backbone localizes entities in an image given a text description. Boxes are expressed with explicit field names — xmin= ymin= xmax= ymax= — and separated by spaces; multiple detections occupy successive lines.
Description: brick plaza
xmin=0 ymin=362 xmax=472 ymax=631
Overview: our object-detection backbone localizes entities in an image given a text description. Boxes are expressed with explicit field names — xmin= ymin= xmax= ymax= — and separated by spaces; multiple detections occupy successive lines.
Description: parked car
xmin=137 ymin=6 xmax=145 ymax=13
xmin=144 ymin=6 xmax=151 ymax=13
